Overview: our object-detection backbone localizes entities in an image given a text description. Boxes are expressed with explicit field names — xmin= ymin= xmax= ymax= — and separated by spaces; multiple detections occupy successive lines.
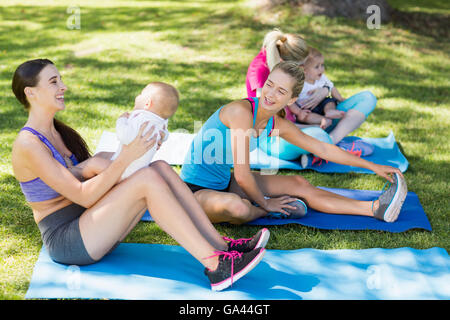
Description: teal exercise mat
xmin=142 ymin=187 xmax=432 ymax=233
xmin=95 ymin=131 xmax=408 ymax=173
xmin=251 ymin=132 xmax=409 ymax=173
xmin=26 ymin=244 xmax=449 ymax=300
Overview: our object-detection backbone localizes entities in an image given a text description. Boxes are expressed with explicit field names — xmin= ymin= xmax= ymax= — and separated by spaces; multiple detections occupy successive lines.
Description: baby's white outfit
xmin=111 ymin=109 xmax=169 ymax=180
xmin=296 ymin=74 xmax=334 ymax=105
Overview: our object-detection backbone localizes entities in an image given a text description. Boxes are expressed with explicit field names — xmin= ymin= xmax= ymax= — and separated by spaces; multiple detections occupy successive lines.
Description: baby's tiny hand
xmin=119 ymin=112 xmax=130 ymax=119
xmin=296 ymin=109 xmax=311 ymax=122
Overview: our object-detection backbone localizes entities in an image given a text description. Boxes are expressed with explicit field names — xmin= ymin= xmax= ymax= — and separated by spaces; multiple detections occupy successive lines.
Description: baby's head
xmin=134 ymin=82 xmax=179 ymax=119
xmin=303 ymin=47 xmax=325 ymax=82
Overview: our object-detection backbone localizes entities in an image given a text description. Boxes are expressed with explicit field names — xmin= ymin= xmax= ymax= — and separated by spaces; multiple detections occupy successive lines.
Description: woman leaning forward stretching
xmin=181 ymin=61 xmax=407 ymax=224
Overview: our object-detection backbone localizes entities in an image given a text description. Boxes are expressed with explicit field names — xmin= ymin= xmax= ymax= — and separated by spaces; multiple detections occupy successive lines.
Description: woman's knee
xmin=302 ymin=127 xmax=333 ymax=145
xmin=149 ymin=159 xmax=171 ymax=171
xmin=224 ymin=194 xmax=252 ymax=222
xmin=132 ymin=166 xmax=167 ymax=191
xmin=291 ymin=175 xmax=312 ymax=189
xmin=355 ymin=90 xmax=377 ymax=117
xmin=361 ymin=90 xmax=377 ymax=103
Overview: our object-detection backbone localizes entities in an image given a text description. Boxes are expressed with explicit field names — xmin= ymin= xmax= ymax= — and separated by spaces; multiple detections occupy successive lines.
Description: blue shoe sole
xmin=266 ymin=199 xmax=308 ymax=219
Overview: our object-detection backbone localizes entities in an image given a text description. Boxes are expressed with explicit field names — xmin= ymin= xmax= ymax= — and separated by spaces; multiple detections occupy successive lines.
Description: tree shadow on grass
xmin=391 ymin=9 xmax=450 ymax=40
xmin=0 ymin=174 xmax=40 ymax=242
xmin=0 ymin=3 xmax=269 ymax=134
xmin=1 ymin=2 xmax=448 ymax=183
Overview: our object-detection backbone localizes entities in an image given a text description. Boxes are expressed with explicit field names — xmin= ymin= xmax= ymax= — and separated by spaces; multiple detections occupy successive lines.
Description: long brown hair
xmin=12 ymin=59 xmax=91 ymax=161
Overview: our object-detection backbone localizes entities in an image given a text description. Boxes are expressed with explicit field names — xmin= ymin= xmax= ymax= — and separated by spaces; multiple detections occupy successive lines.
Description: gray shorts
xmin=37 ymin=203 xmax=96 ymax=266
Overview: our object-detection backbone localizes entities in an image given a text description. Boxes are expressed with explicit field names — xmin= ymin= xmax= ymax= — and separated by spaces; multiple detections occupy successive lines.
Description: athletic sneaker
xmin=284 ymin=198 xmax=308 ymax=218
xmin=337 ymin=139 xmax=375 ymax=157
xmin=373 ymin=173 xmax=407 ymax=223
xmin=263 ymin=197 xmax=307 ymax=219
xmin=300 ymin=154 xmax=328 ymax=168
xmin=223 ymin=228 xmax=270 ymax=253
xmin=204 ymin=248 xmax=266 ymax=291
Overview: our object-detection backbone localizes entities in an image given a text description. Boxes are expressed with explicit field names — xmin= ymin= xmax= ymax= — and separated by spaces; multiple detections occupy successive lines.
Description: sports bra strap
xmin=242 ymin=97 xmax=274 ymax=137
xmin=20 ymin=127 xmax=68 ymax=166
xmin=20 ymin=127 xmax=57 ymax=153
xmin=242 ymin=97 xmax=258 ymax=127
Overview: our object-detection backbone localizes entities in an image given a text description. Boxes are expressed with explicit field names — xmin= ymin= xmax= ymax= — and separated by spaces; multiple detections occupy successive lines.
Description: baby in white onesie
xmin=111 ymin=82 xmax=179 ymax=180
xmin=287 ymin=47 xmax=346 ymax=130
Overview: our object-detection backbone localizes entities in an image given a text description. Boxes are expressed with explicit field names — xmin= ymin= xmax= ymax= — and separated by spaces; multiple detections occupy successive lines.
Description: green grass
xmin=0 ymin=0 xmax=449 ymax=299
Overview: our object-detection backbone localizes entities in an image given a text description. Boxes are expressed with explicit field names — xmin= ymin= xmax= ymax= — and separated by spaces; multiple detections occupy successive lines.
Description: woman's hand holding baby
xmin=119 ymin=122 xmax=157 ymax=164
xmin=156 ymin=124 xmax=167 ymax=151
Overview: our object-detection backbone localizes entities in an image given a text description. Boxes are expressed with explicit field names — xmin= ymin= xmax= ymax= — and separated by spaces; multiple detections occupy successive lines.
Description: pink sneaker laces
xmin=222 ymin=236 xmax=252 ymax=248
xmin=346 ymin=142 xmax=362 ymax=157
xmin=312 ymin=155 xmax=328 ymax=166
xmin=204 ymin=250 xmax=243 ymax=286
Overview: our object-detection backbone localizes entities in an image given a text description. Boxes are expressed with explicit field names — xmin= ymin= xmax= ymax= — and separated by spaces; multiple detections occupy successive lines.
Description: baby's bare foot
xmin=325 ymin=109 xmax=346 ymax=119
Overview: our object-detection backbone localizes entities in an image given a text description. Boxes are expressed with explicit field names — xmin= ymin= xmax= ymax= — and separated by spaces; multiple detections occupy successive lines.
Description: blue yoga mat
xmin=25 ymin=243 xmax=450 ymax=300
xmin=251 ymin=132 xmax=409 ymax=173
xmin=142 ymin=187 xmax=431 ymax=233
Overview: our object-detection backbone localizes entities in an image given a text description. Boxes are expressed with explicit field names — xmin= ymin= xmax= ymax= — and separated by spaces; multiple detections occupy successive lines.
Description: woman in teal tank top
xmin=181 ymin=97 xmax=274 ymax=191
xmin=180 ymin=61 xmax=405 ymax=225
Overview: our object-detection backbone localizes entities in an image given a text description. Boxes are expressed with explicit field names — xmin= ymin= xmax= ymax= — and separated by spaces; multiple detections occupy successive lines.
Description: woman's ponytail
xmin=262 ymin=29 xmax=309 ymax=71
xmin=263 ymin=29 xmax=285 ymax=71
xmin=53 ymin=118 xmax=91 ymax=162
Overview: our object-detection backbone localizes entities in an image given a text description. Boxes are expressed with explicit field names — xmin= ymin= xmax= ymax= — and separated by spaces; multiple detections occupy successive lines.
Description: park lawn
xmin=0 ymin=0 xmax=449 ymax=299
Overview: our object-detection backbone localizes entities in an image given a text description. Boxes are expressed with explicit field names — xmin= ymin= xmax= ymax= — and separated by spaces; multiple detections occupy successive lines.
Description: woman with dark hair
xmin=11 ymin=59 xmax=267 ymax=291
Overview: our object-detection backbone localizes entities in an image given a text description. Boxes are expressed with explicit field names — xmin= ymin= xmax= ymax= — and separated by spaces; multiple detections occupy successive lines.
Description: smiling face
xmin=260 ymin=68 xmax=298 ymax=112
xmin=26 ymin=64 xmax=67 ymax=111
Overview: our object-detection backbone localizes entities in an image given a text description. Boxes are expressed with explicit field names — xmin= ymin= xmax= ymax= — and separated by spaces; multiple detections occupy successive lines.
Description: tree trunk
xmin=266 ymin=0 xmax=393 ymax=22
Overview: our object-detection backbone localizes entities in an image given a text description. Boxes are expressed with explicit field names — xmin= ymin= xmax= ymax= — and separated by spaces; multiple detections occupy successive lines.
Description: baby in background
xmin=287 ymin=47 xmax=346 ymax=129
xmin=111 ymin=81 xmax=179 ymax=180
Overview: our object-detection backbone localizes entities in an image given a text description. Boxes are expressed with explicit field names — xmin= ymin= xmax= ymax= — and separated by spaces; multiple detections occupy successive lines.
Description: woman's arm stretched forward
xmin=276 ymin=116 xmax=402 ymax=183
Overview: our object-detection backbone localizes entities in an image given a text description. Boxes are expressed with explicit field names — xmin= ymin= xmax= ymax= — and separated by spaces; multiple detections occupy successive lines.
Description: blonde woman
xmin=183 ymin=61 xmax=406 ymax=224
xmin=246 ymin=29 xmax=309 ymax=101
xmin=246 ymin=29 xmax=378 ymax=161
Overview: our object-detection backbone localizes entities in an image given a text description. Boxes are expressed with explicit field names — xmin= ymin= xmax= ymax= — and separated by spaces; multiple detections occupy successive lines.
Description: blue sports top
xmin=18 ymin=127 xmax=79 ymax=202
xmin=180 ymin=97 xmax=274 ymax=190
